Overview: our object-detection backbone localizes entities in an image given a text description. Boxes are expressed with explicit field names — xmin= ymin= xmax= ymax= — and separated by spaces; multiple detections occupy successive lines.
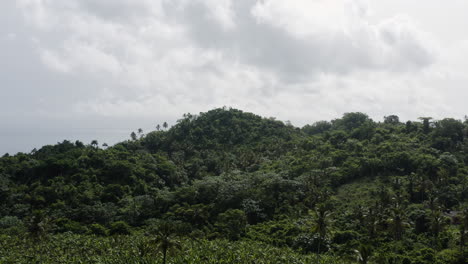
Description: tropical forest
xmin=1 ymin=107 xmax=467 ymax=264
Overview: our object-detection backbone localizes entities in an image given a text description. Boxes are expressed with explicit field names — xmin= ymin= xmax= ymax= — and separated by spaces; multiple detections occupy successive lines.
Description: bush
xmin=215 ymin=209 xmax=247 ymax=240
xmin=332 ymin=230 xmax=360 ymax=244
xmin=435 ymin=249 xmax=463 ymax=264
xmin=55 ymin=218 xmax=87 ymax=234
xmin=414 ymin=248 xmax=436 ymax=264
xmin=0 ymin=216 xmax=23 ymax=229
xmin=109 ymin=221 xmax=131 ymax=235
xmin=246 ymin=220 xmax=301 ymax=247
xmin=0 ymin=216 xmax=26 ymax=235
xmin=293 ymin=233 xmax=330 ymax=254
xmin=88 ymin=223 xmax=108 ymax=236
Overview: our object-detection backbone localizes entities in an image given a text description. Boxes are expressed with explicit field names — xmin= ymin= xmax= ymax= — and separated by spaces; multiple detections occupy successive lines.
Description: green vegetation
xmin=1 ymin=108 xmax=467 ymax=263
xmin=0 ymin=233 xmax=346 ymax=263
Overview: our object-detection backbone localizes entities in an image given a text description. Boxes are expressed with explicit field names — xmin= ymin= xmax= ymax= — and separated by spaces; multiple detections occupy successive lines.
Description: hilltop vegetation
xmin=1 ymin=108 xmax=468 ymax=263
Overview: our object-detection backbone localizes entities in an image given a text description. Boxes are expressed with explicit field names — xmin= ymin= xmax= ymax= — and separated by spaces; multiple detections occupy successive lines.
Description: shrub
xmin=215 ymin=209 xmax=247 ymax=240
xmin=55 ymin=218 xmax=87 ymax=234
xmin=109 ymin=221 xmax=131 ymax=235
xmin=293 ymin=233 xmax=330 ymax=254
xmin=435 ymin=249 xmax=462 ymax=264
xmin=0 ymin=216 xmax=26 ymax=235
xmin=332 ymin=230 xmax=360 ymax=244
xmin=0 ymin=216 xmax=22 ymax=229
xmin=88 ymin=223 xmax=108 ymax=236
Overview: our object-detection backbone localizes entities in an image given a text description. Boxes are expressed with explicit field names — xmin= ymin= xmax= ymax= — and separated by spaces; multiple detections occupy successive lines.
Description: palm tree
xmin=310 ymin=203 xmax=332 ymax=257
xmin=388 ymin=207 xmax=408 ymax=241
xmin=430 ymin=210 xmax=448 ymax=248
xmin=154 ymin=222 xmax=181 ymax=264
xmin=407 ymin=173 xmax=415 ymax=201
xmin=425 ymin=194 xmax=440 ymax=213
xmin=354 ymin=244 xmax=373 ymax=264
xmin=28 ymin=210 xmax=52 ymax=240
xmin=460 ymin=208 xmax=468 ymax=257
xmin=418 ymin=117 xmax=433 ymax=134
xmin=363 ymin=206 xmax=378 ymax=238
xmin=130 ymin=132 xmax=137 ymax=141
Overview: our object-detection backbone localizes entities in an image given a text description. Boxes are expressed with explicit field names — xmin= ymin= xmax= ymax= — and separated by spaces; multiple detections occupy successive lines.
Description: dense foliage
xmin=1 ymin=108 xmax=467 ymax=263
xmin=0 ymin=233 xmax=346 ymax=264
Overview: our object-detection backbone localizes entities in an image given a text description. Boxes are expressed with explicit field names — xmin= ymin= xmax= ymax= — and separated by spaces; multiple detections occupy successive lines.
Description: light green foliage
xmin=0 ymin=234 xmax=348 ymax=264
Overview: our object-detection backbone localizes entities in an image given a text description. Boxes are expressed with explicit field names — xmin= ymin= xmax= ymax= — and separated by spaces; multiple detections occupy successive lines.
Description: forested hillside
xmin=1 ymin=108 xmax=467 ymax=263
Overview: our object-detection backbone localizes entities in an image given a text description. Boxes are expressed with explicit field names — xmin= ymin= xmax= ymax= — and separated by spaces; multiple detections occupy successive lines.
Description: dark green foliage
xmin=110 ymin=221 xmax=132 ymax=235
xmin=1 ymin=107 xmax=468 ymax=263
xmin=215 ymin=209 xmax=247 ymax=240
xmin=89 ymin=223 xmax=109 ymax=236
xmin=303 ymin=121 xmax=332 ymax=135
xmin=55 ymin=218 xmax=87 ymax=234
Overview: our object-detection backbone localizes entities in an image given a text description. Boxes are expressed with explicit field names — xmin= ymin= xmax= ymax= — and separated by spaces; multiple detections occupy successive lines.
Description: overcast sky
xmin=1 ymin=0 xmax=468 ymax=154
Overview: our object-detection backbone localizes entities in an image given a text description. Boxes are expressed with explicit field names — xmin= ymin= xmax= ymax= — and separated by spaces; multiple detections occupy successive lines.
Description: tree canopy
xmin=1 ymin=107 xmax=467 ymax=263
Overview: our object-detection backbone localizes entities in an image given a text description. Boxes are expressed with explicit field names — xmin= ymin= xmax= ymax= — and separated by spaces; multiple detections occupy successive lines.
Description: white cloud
xmin=1 ymin=0 xmax=467 ymax=153
xmin=198 ymin=0 xmax=236 ymax=30
xmin=41 ymin=49 xmax=71 ymax=73
xmin=10 ymin=0 xmax=441 ymax=105
xmin=251 ymin=0 xmax=348 ymax=36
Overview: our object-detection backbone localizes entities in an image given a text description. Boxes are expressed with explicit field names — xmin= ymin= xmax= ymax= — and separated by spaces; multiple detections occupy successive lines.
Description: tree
xmin=156 ymin=124 xmax=161 ymax=131
xmin=334 ymin=112 xmax=372 ymax=130
xmin=215 ymin=209 xmax=247 ymax=240
xmin=154 ymin=221 xmax=181 ymax=264
xmin=407 ymin=173 xmax=416 ymax=202
xmin=28 ymin=210 xmax=52 ymax=240
xmin=137 ymin=128 xmax=144 ymax=139
xmin=242 ymin=199 xmax=265 ymax=224
xmin=460 ymin=208 xmax=468 ymax=257
xmin=384 ymin=115 xmax=400 ymax=125
xmin=75 ymin=140 xmax=85 ymax=148
xmin=405 ymin=121 xmax=417 ymax=133
xmin=419 ymin=117 xmax=433 ymax=134
xmin=303 ymin=121 xmax=332 ymax=135
xmin=3 ymin=107 xmax=468 ymax=261
xmin=388 ymin=207 xmax=407 ymax=241
xmin=354 ymin=244 xmax=373 ymax=264
xmin=310 ymin=203 xmax=332 ymax=255
xmin=430 ymin=210 xmax=449 ymax=247
xmin=90 ymin=140 xmax=99 ymax=148
xmin=163 ymin=122 xmax=168 ymax=130
xmin=432 ymin=118 xmax=465 ymax=150
xmin=434 ymin=118 xmax=464 ymax=141
xmin=130 ymin=132 xmax=137 ymax=141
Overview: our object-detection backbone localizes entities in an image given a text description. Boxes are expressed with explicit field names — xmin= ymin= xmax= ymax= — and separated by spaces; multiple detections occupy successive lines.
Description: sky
xmin=1 ymin=0 xmax=468 ymax=154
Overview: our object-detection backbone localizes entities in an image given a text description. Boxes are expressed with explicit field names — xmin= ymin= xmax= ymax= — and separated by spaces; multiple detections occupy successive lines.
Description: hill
xmin=1 ymin=108 xmax=467 ymax=263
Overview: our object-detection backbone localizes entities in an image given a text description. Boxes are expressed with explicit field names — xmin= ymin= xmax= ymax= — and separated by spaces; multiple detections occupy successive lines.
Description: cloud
xmin=1 ymin=0 xmax=467 ymax=153
xmin=19 ymin=1 xmax=436 ymax=71
xmin=41 ymin=41 xmax=123 ymax=75
xmin=17 ymin=0 xmax=436 ymax=87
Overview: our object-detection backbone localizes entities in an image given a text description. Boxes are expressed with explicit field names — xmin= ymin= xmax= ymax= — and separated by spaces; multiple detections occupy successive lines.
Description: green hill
xmin=1 ymin=108 xmax=467 ymax=263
